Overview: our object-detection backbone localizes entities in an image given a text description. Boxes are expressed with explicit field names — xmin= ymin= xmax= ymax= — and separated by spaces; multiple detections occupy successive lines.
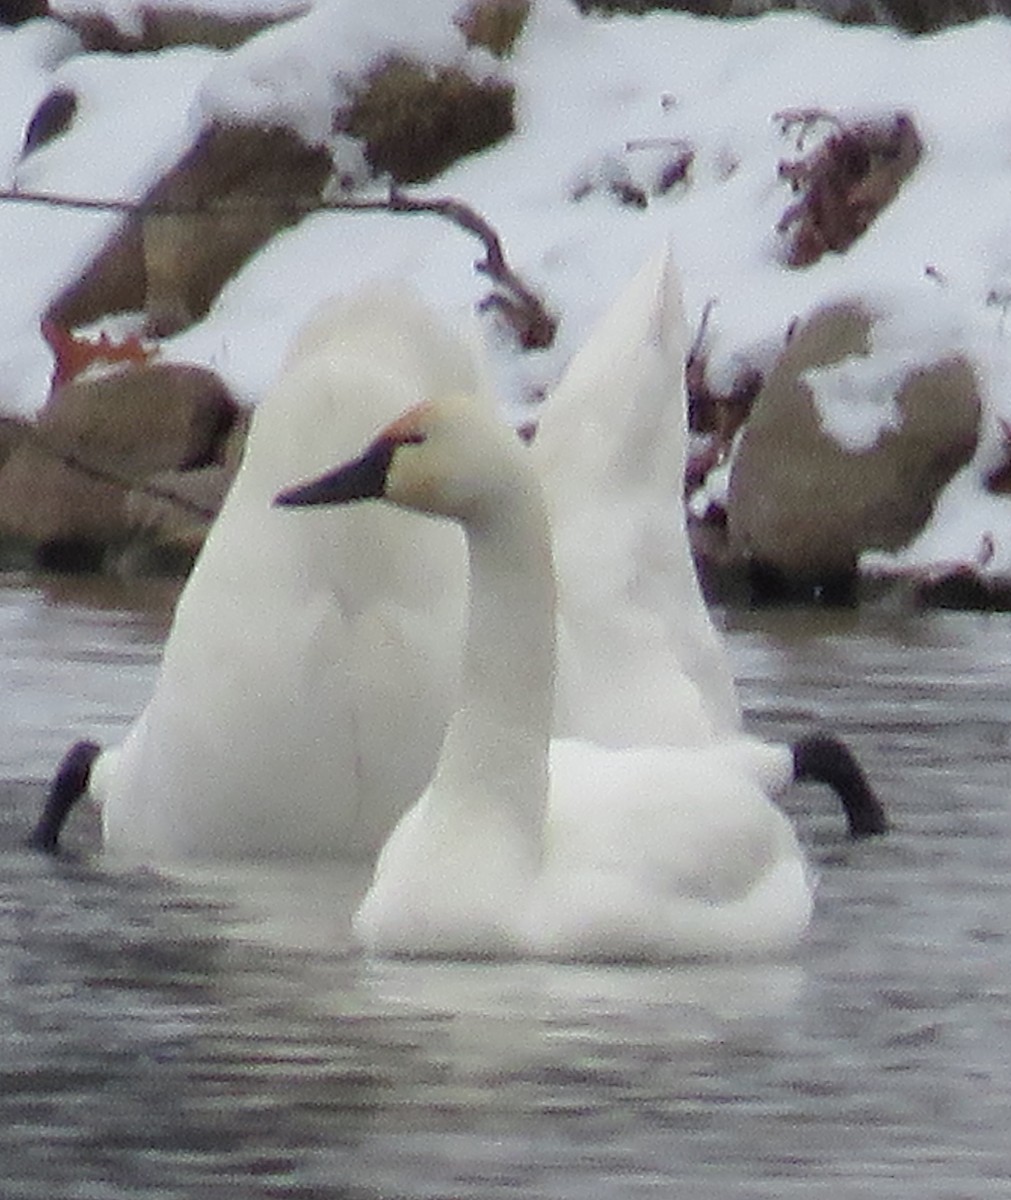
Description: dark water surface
xmin=2 ymin=577 xmax=1011 ymax=1199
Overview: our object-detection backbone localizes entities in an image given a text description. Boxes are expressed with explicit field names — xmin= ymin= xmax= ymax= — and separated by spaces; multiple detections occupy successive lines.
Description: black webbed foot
xmin=26 ymin=739 xmax=101 ymax=854
xmin=792 ymin=732 xmax=888 ymax=839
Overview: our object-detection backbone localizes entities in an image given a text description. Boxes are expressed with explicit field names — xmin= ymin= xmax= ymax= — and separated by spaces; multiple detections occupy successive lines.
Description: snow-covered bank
xmin=3 ymin=0 xmax=1011 ymax=586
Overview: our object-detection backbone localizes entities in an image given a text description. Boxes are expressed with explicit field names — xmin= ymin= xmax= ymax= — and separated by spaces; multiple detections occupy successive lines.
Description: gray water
xmin=2 ymin=576 xmax=1011 ymax=1199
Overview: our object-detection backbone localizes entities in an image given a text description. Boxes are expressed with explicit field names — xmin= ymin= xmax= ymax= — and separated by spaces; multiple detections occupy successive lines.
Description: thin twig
xmin=21 ymin=424 xmax=218 ymax=522
xmin=387 ymin=187 xmax=556 ymax=349
xmin=0 ymin=186 xmax=558 ymax=350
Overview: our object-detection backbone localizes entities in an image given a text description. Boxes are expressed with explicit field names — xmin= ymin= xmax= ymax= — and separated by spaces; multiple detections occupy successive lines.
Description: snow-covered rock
xmin=726 ymin=300 xmax=981 ymax=600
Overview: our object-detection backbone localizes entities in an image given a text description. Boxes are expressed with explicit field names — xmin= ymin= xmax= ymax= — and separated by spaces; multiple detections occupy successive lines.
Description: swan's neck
xmin=431 ymin=476 xmax=556 ymax=840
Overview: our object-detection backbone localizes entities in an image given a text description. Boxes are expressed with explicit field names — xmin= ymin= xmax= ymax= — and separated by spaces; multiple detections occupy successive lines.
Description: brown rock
xmin=120 ymin=409 xmax=249 ymax=574
xmin=46 ymin=220 xmax=147 ymax=331
xmin=53 ymin=3 xmax=305 ymax=52
xmin=141 ymin=123 xmax=332 ymax=335
xmin=0 ymin=417 xmax=28 ymax=469
xmin=49 ymin=122 xmax=332 ymax=336
xmin=0 ymin=362 xmax=239 ymax=565
xmin=455 ymin=0 xmax=530 ymax=56
xmin=126 ymin=407 xmax=248 ymax=533
xmin=345 ymin=56 xmax=514 ymax=184
xmin=727 ymin=301 xmax=981 ymax=593
xmin=1 ymin=0 xmax=48 ymax=24
xmin=41 ymin=361 xmax=238 ymax=473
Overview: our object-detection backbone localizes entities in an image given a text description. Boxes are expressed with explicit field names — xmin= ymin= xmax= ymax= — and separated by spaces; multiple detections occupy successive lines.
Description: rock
xmin=45 ymin=55 xmax=510 ymax=335
xmin=0 ymin=363 xmax=240 ymax=570
xmin=915 ymin=569 xmax=1011 ymax=612
xmin=21 ymin=87 xmax=77 ymax=155
xmin=141 ymin=124 xmax=332 ymax=335
xmin=51 ymin=1 xmax=304 ymax=52
xmin=0 ymin=416 xmax=27 ymax=468
xmin=45 ymin=221 xmax=148 ymax=332
xmin=42 ymin=361 xmax=238 ymax=473
xmin=345 ymin=56 xmax=514 ymax=184
xmin=122 ymin=410 xmax=249 ymax=575
xmin=48 ymin=122 xmax=333 ymax=336
xmin=455 ymin=0 xmax=531 ymax=56
xmin=1 ymin=0 xmax=48 ymax=25
xmin=726 ymin=301 xmax=981 ymax=602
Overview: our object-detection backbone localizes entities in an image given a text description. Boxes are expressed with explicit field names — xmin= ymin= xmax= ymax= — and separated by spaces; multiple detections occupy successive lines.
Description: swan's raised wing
xmin=533 ymin=245 xmax=741 ymax=749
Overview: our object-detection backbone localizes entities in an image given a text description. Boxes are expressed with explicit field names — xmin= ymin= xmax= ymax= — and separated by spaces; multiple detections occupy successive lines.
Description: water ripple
xmin=2 ymin=588 xmax=1011 ymax=1196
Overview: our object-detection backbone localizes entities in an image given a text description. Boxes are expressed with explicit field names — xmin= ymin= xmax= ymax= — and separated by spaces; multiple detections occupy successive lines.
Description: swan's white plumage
xmin=96 ymin=288 xmax=471 ymax=860
xmin=534 ymin=245 xmax=741 ymax=747
xmin=84 ymin=247 xmax=805 ymax=909
xmin=355 ymin=739 xmax=812 ymax=961
xmin=343 ymin=386 xmax=813 ymax=961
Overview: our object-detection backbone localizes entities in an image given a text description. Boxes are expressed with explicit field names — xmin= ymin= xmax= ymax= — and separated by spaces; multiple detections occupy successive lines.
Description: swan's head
xmin=274 ymin=393 xmax=522 ymax=523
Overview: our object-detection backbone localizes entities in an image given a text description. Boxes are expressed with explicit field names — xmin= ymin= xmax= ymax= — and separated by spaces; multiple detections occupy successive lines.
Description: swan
xmin=29 ymin=286 xmax=471 ymax=861
xmin=532 ymin=244 xmax=741 ymax=747
xmin=29 ymin=253 xmax=884 ymax=860
xmin=529 ymin=247 xmax=884 ymax=839
xmin=274 ymin=391 xmax=818 ymax=960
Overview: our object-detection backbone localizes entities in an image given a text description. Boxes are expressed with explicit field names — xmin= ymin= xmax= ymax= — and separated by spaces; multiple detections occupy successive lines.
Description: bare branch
xmin=0 ymin=188 xmax=322 ymax=218
xmin=21 ymin=424 xmax=218 ymax=522
xmin=0 ymin=189 xmax=141 ymax=215
xmin=0 ymin=185 xmax=557 ymax=350
xmin=388 ymin=188 xmax=555 ymax=348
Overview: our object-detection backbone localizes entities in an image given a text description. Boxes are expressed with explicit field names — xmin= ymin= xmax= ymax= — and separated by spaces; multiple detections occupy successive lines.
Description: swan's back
xmin=534 ymin=247 xmax=740 ymax=749
xmin=356 ymin=732 xmax=812 ymax=963
xmin=529 ymin=737 xmax=811 ymax=960
xmin=100 ymin=286 xmax=469 ymax=861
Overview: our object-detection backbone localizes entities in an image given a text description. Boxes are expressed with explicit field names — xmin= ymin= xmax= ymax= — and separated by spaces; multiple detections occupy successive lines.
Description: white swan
xmin=31 ymin=287 xmax=470 ymax=860
xmin=530 ymin=249 xmax=883 ymax=840
xmin=30 ymin=252 xmax=884 ymax=860
xmin=275 ymin=391 xmax=816 ymax=960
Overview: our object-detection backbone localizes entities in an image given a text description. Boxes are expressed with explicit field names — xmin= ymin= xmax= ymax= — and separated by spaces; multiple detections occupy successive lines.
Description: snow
xmin=805 ymin=355 xmax=905 ymax=454
xmin=3 ymin=0 xmax=1011 ymax=576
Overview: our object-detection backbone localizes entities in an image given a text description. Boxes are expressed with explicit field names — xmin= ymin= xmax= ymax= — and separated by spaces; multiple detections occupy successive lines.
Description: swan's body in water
xmin=276 ymin=392 xmax=816 ymax=960
xmin=30 ymin=250 xmax=885 ymax=862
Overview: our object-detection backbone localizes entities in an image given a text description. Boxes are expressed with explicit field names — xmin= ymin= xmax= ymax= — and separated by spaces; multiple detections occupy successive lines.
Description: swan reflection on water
xmin=172 ymin=854 xmax=806 ymax=1023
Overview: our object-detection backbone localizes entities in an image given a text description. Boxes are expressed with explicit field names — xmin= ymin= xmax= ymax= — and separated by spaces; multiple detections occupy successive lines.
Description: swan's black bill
xmin=274 ymin=437 xmax=397 ymax=509
xmin=27 ymin=738 xmax=101 ymax=854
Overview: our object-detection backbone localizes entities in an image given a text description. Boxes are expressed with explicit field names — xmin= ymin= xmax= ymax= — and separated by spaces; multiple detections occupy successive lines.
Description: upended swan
xmin=29 ymin=250 xmax=885 ymax=862
xmin=29 ymin=289 xmax=470 ymax=861
xmin=529 ymin=247 xmax=884 ymax=834
xmin=276 ymin=392 xmax=819 ymax=959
